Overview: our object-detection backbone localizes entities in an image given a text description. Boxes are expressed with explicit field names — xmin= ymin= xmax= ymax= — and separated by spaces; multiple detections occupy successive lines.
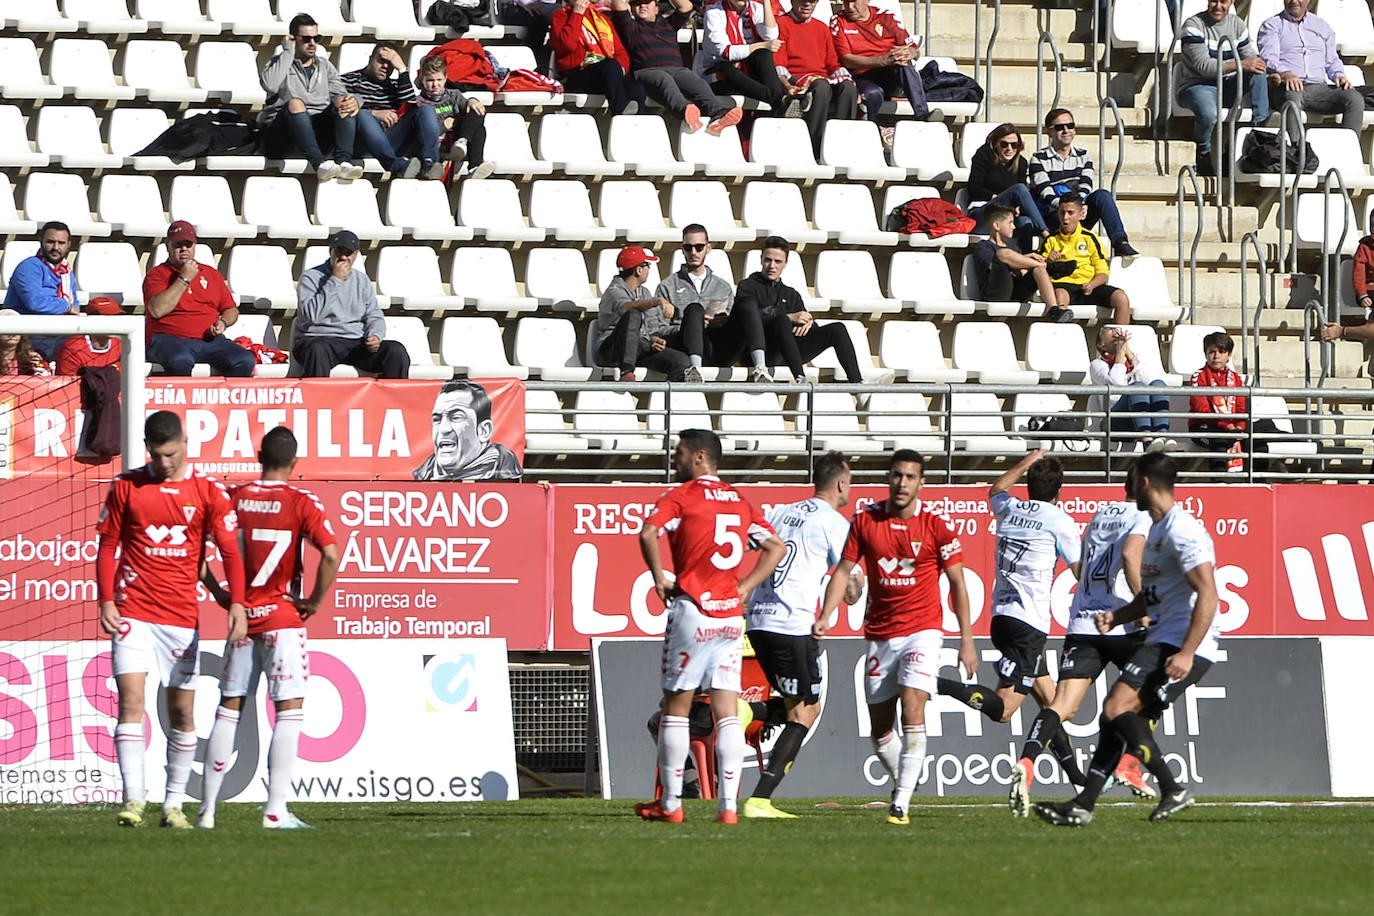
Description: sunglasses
xmin=997 ymin=140 xmax=1021 ymax=149
xmin=297 ymin=34 xmax=322 ymax=43
xmin=682 ymin=243 xmax=707 ymax=252
xmin=1052 ymin=121 xmax=1075 ymax=131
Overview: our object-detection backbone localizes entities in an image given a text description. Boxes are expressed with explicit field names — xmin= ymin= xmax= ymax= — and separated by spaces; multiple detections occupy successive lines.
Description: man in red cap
xmin=141 ymin=221 xmax=255 ymax=377
xmin=592 ymin=245 xmax=691 ymax=382
xmin=56 ymin=296 xmax=124 ymax=376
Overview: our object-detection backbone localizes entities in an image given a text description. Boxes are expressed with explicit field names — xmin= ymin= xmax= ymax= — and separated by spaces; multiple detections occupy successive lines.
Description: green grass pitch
xmin=2 ymin=799 xmax=1371 ymax=914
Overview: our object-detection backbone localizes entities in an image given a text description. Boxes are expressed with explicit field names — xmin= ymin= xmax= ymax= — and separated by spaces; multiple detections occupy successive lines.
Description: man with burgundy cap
xmin=592 ymin=244 xmax=692 ymax=382
xmin=56 ymin=296 xmax=124 ymax=376
xmin=141 ymin=221 xmax=255 ymax=377
xmin=293 ymin=229 xmax=410 ymax=379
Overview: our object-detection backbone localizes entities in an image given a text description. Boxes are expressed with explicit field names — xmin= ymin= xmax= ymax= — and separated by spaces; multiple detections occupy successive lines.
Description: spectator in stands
xmin=1029 ymin=108 xmax=1138 ymax=257
xmin=1188 ymin=330 xmax=1276 ymax=473
xmin=4 ymin=221 xmax=79 ymax=361
xmin=413 ymin=380 xmax=523 ymax=481
xmin=1257 ymin=0 xmax=1362 ymax=132
xmin=259 ymin=14 xmax=361 ymax=182
xmin=777 ymin=0 xmax=858 ymax=158
xmin=0 ymin=310 xmax=52 ymax=376
xmin=552 ymin=0 xmax=647 ymax=115
xmin=966 ymin=123 xmax=1050 ymax=247
xmin=610 ymin=0 xmax=743 ymax=135
xmin=1089 ymin=326 xmax=1173 ymax=452
xmin=141 ymin=222 xmax=255 ymax=378
xmin=1176 ymin=0 xmax=1269 ymax=177
xmin=655 ymin=224 xmax=737 ymax=383
xmin=697 ymin=0 xmax=804 ymax=118
xmin=971 ymin=204 xmax=1058 ymax=307
xmin=416 ymin=55 xmax=494 ymax=180
xmin=293 ymin=230 xmax=410 ymax=379
xmin=1322 ymin=211 xmax=1374 ymax=344
xmin=740 ymin=236 xmax=866 ymax=384
xmin=832 ymin=0 xmax=932 ymax=131
xmin=343 ymin=43 xmax=444 ymax=180
xmin=1042 ymin=198 xmax=1132 ymax=324
xmin=593 ymin=245 xmax=692 ymax=382
xmin=56 ymin=297 xmax=123 ymax=376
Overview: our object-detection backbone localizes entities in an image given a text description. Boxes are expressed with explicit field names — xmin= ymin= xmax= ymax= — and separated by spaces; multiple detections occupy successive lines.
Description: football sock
xmin=936 ymin=677 xmax=1005 ymax=721
xmin=200 ymin=706 xmax=241 ymax=817
xmin=751 ymin=721 xmax=807 ymax=799
xmin=1112 ymin=711 xmax=1180 ymax=795
xmin=115 ymin=722 xmax=146 ymax=803
xmin=266 ymin=709 xmax=305 ymax=818
xmin=892 ymin=724 xmax=927 ymax=811
xmin=1048 ymin=726 xmax=1086 ymax=785
xmin=871 ymin=731 xmax=901 ymax=779
xmin=657 ymin=715 xmax=690 ymax=813
xmin=1072 ymin=716 xmax=1128 ymax=811
xmin=164 ymin=729 xmax=197 ymax=810
xmin=714 ymin=716 xmax=744 ymax=811
xmin=750 ymin=349 xmax=766 ymax=369
xmin=689 ymin=354 xmax=703 ymax=369
xmin=1018 ymin=708 xmax=1060 ymax=763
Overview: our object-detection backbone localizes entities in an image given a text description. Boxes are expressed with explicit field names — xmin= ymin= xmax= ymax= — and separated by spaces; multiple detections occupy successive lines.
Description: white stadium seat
xmin=537 ymin=113 xmax=625 ymax=178
xmin=483 ymin=113 xmax=554 ymax=178
xmin=0 ymin=38 xmax=65 ymax=101
xmin=23 ymin=172 xmax=112 ymax=236
xmin=107 ymin=109 xmax=190 ymax=171
xmin=75 ymin=241 xmax=145 ymax=306
xmin=1294 ymin=192 xmax=1360 ymax=256
xmin=1320 ymin=0 xmax=1374 ymax=58
xmin=821 ymin=120 xmax=906 ymax=183
xmin=719 ymin=391 xmax=806 ymax=453
xmin=958 ymin=121 xmax=997 ymax=169
xmin=278 ymin=0 xmax=363 ymax=37
xmin=667 ymin=181 xmax=756 ymax=244
xmin=888 ymin=251 xmax=976 ymax=315
xmin=64 ymin=0 xmax=149 ymax=35
xmin=810 ymin=319 xmax=885 ymax=381
xmin=598 ymin=180 xmax=679 ymax=243
xmin=524 ymin=248 xmax=599 ymax=313
xmin=205 ymin=0 xmax=284 ymax=38
xmin=242 ymin=176 xmax=329 ymax=240
xmin=878 ymin=320 xmax=967 ymax=383
xmin=0 ymin=0 xmax=78 ymax=33
xmin=815 ymin=251 xmax=901 ymax=314
xmin=1025 ymin=322 xmax=1092 ymax=382
xmin=36 ymin=106 xmax=123 ymax=169
xmin=136 ymin=0 xmax=224 ymax=37
xmin=439 ymin=316 xmax=528 ymax=378
xmin=647 ymin=391 xmax=719 ymax=442
xmin=314 ymin=179 xmax=403 ymax=241
xmin=1107 ymin=256 xmax=1181 ymax=322
xmin=573 ymin=390 xmax=662 ymax=451
xmin=384 ymin=179 xmax=473 ymax=243
xmin=812 ymin=184 xmax=898 ymax=246
xmin=97 ymin=174 xmax=169 ymax=237
xmin=384 ymin=315 xmax=453 ymax=379
xmin=514 ymin=317 xmax=595 ymax=381
xmin=222 ymin=245 xmax=299 ymax=310
xmin=524 ymin=389 xmax=588 ymax=452
xmin=0 ymin=106 xmax=48 ymax=169
xmin=0 ymin=173 xmax=39 ymax=236
xmin=1251 ymin=395 xmax=1319 ymax=459
xmin=1304 ymin=129 xmax=1374 ymax=190
xmin=891 ymin=121 xmax=968 ymax=182
xmin=351 ymin=0 xmax=437 ymax=41
xmin=457 ymin=179 xmax=546 ymax=243
xmin=194 ymin=42 xmax=269 ymax=106
xmin=951 ymin=322 xmax=1040 ymax=385
xmin=750 ymin=119 xmax=835 ymax=181
xmin=864 ymin=391 xmax=943 ymax=453
xmin=607 ymin=115 xmax=693 ymax=178
xmin=528 ymin=179 xmax=617 ymax=243
xmin=1111 ymin=0 xmax=1174 ymax=54
xmin=169 ymin=175 xmax=260 ymax=238
xmin=740 ymin=182 xmax=827 ymax=245
xmin=123 ymin=39 xmax=210 ymax=103
xmin=1168 ymin=324 xmax=1226 ymax=378
xmin=449 ymin=247 xmax=537 ymax=313
xmin=377 ymin=245 xmax=465 ymax=311
xmin=49 ymin=38 xmax=136 ymax=102
xmin=677 ymin=123 xmax=764 ymax=179
xmin=797 ymin=391 xmax=882 ymax=452
xmin=949 ymin=391 xmax=1025 ymax=454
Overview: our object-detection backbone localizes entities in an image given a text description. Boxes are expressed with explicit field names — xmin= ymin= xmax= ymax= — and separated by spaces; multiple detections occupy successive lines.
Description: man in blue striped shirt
xmin=343 ymin=43 xmax=445 ymax=180
xmin=1028 ymin=109 xmax=1137 ymax=258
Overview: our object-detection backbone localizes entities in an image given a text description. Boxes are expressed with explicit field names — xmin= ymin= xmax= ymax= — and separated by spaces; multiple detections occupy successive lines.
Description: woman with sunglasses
xmin=966 ymin=123 xmax=1050 ymax=249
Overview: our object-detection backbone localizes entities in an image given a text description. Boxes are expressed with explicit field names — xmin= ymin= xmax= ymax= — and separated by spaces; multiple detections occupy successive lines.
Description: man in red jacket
xmin=551 ymin=0 xmax=647 ymax=115
xmin=777 ymin=0 xmax=857 ymax=157
xmin=1322 ymin=211 xmax=1374 ymax=344
xmin=832 ymin=0 xmax=931 ymax=124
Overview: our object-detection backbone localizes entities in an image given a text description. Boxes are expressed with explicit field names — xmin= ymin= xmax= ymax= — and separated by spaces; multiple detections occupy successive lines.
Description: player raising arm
xmin=198 ymin=427 xmax=340 ymax=830
xmin=1036 ymin=451 xmax=1221 ymax=827
xmin=635 ymin=429 xmax=785 ymax=825
xmin=97 ymin=410 xmax=246 ymax=829
xmin=818 ymin=449 xmax=977 ymax=825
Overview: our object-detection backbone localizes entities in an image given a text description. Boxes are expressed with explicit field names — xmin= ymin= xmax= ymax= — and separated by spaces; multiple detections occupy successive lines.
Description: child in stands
xmin=972 ymin=204 xmax=1058 ymax=306
xmin=1188 ymin=330 xmax=1276 ymax=473
xmin=415 ymin=55 xmax=495 ymax=180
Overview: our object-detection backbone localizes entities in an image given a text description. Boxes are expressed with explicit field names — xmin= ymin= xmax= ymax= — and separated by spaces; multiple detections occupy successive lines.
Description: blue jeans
xmin=1177 ymin=73 xmax=1270 ymax=153
xmin=263 ymin=106 xmax=357 ymax=169
xmin=1110 ymin=380 xmax=1170 ymax=434
xmin=148 ymin=333 xmax=255 ymax=377
xmin=354 ymin=106 xmax=440 ymax=172
xmin=1041 ymin=188 xmax=1129 ymax=244
xmin=855 ymin=61 xmax=929 ymax=122
xmin=969 ymin=183 xmax=1051 ymax=246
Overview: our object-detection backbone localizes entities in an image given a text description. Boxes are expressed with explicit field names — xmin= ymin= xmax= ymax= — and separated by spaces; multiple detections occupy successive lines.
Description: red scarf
xmin=1100 ymin=350 xmax=1135 ymax=375
xmin=1193 ymin=364 xmax=1242 ymax=415
xmin=43 ymin=256 xmax=72 ymax=301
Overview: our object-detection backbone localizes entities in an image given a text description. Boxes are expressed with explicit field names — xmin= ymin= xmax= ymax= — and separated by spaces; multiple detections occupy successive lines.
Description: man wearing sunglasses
xmin=1028 ymin=108 xmax=1137 ymax=258
xmin=259 ymin=14 xmax=362 ymax=182
xmin=653 ymin=225 xmax=741 ymax=382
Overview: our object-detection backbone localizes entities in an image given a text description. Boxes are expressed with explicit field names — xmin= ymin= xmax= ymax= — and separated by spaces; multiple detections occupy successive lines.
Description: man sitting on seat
xmin=259 ymin=13 xmax=360 ymax=181
xmin=831 ymin=0 xmax=930 ymax=125
xmin=343 ymin=42 xmax=444 ymax=179
xmin=1175 ymin=0 xmax=1269 ymax=176
xmin=593 ymin=245 xmax=691 ymax=382
xmin=1029 ymin=109 xmax=1137 ymax=257
xmin=1257 ymin=0 xmax=1362 ymax=132
xmin=697 ymin=0 xmax=802 ymax=118
xmin=778 ymin=0 xmax=858 ymax=159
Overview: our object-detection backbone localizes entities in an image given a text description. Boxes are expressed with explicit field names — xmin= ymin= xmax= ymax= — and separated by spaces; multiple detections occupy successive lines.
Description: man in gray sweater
xmin=1175 ymin=0 xmax=1269 ymax=176
xmin=259 ymin=13 xmax=362 ymax=182
xmin=292 ymin=230 xmax=410 ymax=378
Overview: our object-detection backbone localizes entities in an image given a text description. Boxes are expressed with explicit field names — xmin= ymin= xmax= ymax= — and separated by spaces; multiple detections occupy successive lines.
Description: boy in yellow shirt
xmin=1043 ymin=197 xmax=1131 ymax=324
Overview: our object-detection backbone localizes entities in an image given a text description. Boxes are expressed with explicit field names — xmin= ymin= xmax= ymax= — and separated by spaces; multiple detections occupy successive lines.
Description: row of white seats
xmin=1113 ymin=0 xmax=1374 ymax=58
xmin=1 ymin=169 xmax=972 ymax=251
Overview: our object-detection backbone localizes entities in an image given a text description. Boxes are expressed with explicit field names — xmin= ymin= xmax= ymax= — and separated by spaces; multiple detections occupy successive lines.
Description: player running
xmin=96 ymin=410 xmax=246 ymax=829
xmin=936 ymin=451 xmax=1085 ymax=790
xmin=818 ymin=449 xmax=978 ymax=825
xmin=1036 ymin=452 xmax=1221 ymax=826
xmin=741 ymin=452 xmax=862 ymax=819
xmin=1009 ymin=466 xmax=1155 ymax=817
xmin=635 ymin=429 xmax=785 ymax=825
xmin=197 ymin=427 xmax=340 ymax=830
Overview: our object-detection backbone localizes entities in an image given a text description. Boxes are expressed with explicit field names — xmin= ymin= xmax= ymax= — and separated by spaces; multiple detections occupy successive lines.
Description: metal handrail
xmin=1276 ymin=100 xmax=1307 ymax=274
xmin=1176 ymin=164 xmax=1203 ymax=322
xmin=1034 ymin=30 xmax=1063 ymax=153
xmin=1098 ymin=96 xmax=1125 ymax=199
xmin=1302 ymin=299 xmax=1329 ymax=391
xmin=1318 ymin=167 xmax=1353 ymax=325
xmin=1212 ymin=34 xmax=1243 ymax=239
xmin=980 ymin=0 xmax=1002 ymax=121
xmin=923 ymin=0 xmax=933 ymax=57
xmin=1239 ymin=230 xmax=1268 ymax=379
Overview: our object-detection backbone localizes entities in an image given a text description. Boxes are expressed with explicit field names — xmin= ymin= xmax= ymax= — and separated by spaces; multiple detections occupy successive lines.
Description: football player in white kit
xmin=1009 ymin=465 xmax=1155 ymax=817
xmin=938 ymin=451 xmax=1084 ymax=781
xmin=1036 ymin=452 xmax=1221 ymax=826
xmin=741 ymin=452 xmax=862 ymax=818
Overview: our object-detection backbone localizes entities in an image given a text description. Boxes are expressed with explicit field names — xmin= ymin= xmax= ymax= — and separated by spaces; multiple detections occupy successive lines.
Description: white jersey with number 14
xmin=1067 ymin=500 xmax=1152 ymax=637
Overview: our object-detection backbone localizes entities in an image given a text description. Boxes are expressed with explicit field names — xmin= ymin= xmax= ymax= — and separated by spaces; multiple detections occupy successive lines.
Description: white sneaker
xmin=262 ymin=812 xmax=313 ymax=829
xmin=316 ymin=161 xmax=341 ymax=182
xmin=751 ymin=366 xmax=773 ymax=384
xmin=448 ymin=137 xmax=469 ymax=163
xmin=338 ymin=161 xmax=364 ymax=181
xmin=468 ymin=161 xmax=495 ymax=180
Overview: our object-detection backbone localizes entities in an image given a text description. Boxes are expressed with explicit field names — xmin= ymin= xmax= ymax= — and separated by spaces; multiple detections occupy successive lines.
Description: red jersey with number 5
xmin=231 ymin=480 xmax=337 ymax=634
xmin=842 ymin=500 xmax=963 ymax=639
xmin=646 ymin=475 xmax=776 ymax=618
xmin=96 ymin=467 xmax=243 ymax=628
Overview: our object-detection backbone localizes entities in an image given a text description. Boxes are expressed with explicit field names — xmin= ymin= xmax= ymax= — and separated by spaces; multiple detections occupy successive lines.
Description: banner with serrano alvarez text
xmin=0 ymin=377 xmax=526 ymax=482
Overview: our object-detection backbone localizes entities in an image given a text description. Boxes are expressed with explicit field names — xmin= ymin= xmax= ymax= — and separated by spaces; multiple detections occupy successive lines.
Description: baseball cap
xmin=330 ymin=229 xmax=361 ymax=253
xmin=84 ymin=296 xmax=123 ymax=316
xmin=615 ymin=245 xmax=659 ymax=270
xmin=167 ymin=220 xmax=197 ymax=246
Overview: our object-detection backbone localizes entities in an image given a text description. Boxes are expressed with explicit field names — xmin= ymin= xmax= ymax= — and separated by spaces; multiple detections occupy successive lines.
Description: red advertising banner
xmin=549 ymin=483 xmax=1279 ymax=649
xmin=0 ymin=377 xmax=526 ymax=482
xmin=1273 ymin=486 xmax=1374 ymax=635
xmin=0 ymin=480 xmax=551 ymax=649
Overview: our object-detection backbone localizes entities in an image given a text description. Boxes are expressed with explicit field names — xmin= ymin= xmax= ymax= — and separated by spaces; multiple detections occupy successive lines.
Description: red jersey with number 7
xmin=646 ymin=475 xmax=777 ymax=618
xmin=96 ymin=467 xmax=244 ymax=628
xmin=842 ymin=499 xmax=963 ymax=639
xmin=231 ymin=480 xmax=337 ymax=634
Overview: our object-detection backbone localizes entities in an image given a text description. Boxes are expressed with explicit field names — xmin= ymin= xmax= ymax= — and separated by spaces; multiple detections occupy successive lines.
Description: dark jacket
xmin=967 ymin=145 xmax=1029 ymax=201
xmin=735 ymin=272 xmax=804 ymax=322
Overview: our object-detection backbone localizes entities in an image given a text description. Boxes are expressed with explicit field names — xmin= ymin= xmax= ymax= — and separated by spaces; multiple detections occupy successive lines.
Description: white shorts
xmin=864 ymin=629 xmax=943 ymax=704
xmin=111 ymin=618 xmax=199 ymax=689
xmin=661 ymin=596 xmax=744 ymax=695
xmin=221 ymin=628 xmax=310 ymax=702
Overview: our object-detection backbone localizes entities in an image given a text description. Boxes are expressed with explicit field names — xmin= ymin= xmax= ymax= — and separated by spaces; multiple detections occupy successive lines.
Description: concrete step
xmin=1247 ymin=338 xmax=1367 ymax=378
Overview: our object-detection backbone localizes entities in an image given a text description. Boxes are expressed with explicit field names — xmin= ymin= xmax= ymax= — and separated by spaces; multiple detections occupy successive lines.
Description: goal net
xmin=0 ymin=313 xmax=144 ymax=804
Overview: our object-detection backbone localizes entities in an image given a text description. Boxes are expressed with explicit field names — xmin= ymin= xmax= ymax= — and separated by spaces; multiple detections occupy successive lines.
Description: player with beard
xmin=412 ymin=379 xmax=522 ymax=481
